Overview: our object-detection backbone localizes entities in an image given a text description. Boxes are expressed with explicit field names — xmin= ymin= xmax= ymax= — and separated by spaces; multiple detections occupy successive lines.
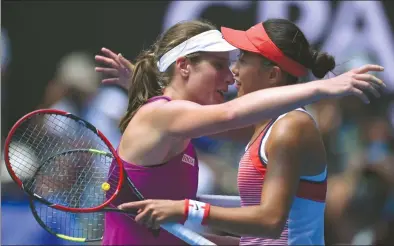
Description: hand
xmin=318 ymin=64 xmax=386 ymax=104
xmin=95 ymin=47 xmax=135 ymax=89
xmin=118 ymin=199 xmax=184 ymax=229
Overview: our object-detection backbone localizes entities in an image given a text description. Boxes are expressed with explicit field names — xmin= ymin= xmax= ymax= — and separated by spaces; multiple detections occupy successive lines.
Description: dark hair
xmin=119 ymin=20 xmax=217 ymax=133
xmin=261 ymin=18 xmax=336 ymax=83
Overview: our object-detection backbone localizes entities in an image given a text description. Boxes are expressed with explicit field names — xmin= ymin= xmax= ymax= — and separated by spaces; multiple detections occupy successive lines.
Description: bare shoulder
xmin=125 ymin=98 xmax=205 ymax=142
xmin=120 ymin=99 xmax=189 ymax=165
xmin=268 ymin=110 xmax=318 ymax=145
xmin=137 ymin=99 xmax=201 ymax=119
xmin=266 ymin=110 xmax=326 ymax=175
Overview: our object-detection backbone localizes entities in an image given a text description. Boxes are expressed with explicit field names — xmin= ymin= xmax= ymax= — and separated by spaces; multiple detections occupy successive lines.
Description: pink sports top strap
xmin=146 ymin=96 xmax=171 ymax=103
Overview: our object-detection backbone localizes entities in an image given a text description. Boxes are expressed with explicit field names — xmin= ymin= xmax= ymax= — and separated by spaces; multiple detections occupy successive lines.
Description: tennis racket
xmin=4 ymin=109 xmax=216 ymax=246
xmin=29 ymin=198 xmax=104 ymax=242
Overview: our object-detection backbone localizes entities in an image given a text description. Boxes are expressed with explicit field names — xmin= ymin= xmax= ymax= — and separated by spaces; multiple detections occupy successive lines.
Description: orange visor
xmin=221 ymin=23 xmax=308 ymax=77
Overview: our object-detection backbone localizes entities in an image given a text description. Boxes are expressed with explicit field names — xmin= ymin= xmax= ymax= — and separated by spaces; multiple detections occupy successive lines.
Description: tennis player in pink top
xmin=112 ymin=19 xmax=386 ymax=245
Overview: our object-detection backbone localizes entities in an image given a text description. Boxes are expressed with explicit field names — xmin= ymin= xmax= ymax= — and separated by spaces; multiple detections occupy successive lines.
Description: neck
xmin=162 ymin=86 xmax=188 ymax=100
xmin=162 ymin=76 xmax=192 ymax=101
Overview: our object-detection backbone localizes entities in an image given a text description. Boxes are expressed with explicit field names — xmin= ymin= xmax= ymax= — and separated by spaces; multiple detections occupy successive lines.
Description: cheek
xmin=205 ymin=68 xmax=224 ymax=83
xmin=198 ymin=69 xmax=220 ymax=90
xmin=241 ymin=70 xmax=267 ymax=93
xmin=189 ymin=70 xmax=217 ymax=98
xmin=240 ymin=72 xmax=256 ymax=91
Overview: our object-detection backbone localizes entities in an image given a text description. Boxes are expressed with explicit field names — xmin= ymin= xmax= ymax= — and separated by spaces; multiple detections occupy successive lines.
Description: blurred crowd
xmin=2 ymin=24 xmax=394 ymax=245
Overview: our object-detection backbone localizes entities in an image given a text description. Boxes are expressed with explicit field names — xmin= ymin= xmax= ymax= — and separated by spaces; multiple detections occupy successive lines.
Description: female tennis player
xmin=114 ymin=19 xmax=385 ymax=245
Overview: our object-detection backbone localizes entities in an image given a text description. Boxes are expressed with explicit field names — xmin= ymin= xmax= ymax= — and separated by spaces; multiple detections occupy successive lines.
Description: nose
xmin=225 ymin=67 xmax=235 ymax=85
xmin=231 ymin=62 xmax=239 ymax=77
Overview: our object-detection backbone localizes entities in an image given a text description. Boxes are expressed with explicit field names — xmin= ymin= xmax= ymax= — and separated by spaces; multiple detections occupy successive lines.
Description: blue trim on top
xmin=300 ymin=167 xmax=327 ymax=183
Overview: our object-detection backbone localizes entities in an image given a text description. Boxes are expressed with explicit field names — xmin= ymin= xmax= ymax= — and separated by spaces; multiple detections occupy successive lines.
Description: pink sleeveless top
xmin=102 ymin=96 xmax=199 ymax=246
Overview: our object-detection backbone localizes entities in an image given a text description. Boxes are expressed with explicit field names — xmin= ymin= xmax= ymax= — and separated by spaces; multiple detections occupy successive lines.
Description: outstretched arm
xmin=206 ymin=126 xmax=254 ymax=143
xmin=94 ymin=48 xmax=385 ymax=143
xmin=152 ymin=64 xmax=384 ymax=139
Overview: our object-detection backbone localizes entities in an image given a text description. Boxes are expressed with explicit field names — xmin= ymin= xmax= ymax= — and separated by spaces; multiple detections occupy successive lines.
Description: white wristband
xmin=182 ymin=199 xmax=211 ymax=225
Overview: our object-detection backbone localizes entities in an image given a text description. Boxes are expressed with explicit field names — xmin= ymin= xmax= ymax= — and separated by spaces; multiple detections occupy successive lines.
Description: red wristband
xmin=201 ymin=203 xmax=211 ymax=225
xmin=180 ymin=199 xmax=190 ymax=225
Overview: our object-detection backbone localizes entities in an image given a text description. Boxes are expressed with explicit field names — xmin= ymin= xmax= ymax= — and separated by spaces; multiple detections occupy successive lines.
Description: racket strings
xmin=8 ymin=113 xmax=120 ymax=208
xmin=34 ymin=200 xmax=105 ymax=240
xmin=31 ymin=150 xmax=116 ymax=208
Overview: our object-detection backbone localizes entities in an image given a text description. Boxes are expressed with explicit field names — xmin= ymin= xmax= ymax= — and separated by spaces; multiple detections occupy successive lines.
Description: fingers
xmin=145 ymin=211 xmax=156 ymax=228
xmin=350 ymin=87 xmax=370 ymax=104
xmin=101 ymin=47 xmax=119 ymax=61
xmin=115 ymin=53 xmax=128 ymax=71
xmin=95 ymin=55 xmax=119 ymax=68
xmin=118 ymin=200 xmax=151 ymax=210
xmin=135 ymin=206 xmax=153 ymax=225
xmin=101 ymin=78 xmax=120 ymax=84
xmin=147 ymin=212 xmax=163 ymax=230
xmin=118 ymin=54 xmax=135 ymax=72
xmin=353 ymin=79 xmax=381 ymax=98
xmin=100 ymin=48 xmax=127 ymax=71
xmin=95 ymin=67 xmax=119 ymax=77
xmin=353 ymin=73 xmax=386 ymax=88
xmin=352 ymin=64 xmax=384 ymax=74
xmin=347 ymin=69 xmax=386 ymax=104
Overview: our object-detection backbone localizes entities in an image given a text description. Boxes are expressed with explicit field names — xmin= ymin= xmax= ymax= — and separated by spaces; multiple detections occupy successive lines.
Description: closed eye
xmin=213 ymin=62 xmax=226 ymax=70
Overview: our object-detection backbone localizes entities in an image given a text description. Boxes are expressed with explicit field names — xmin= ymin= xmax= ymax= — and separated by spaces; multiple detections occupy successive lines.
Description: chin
xmin=208 ymin=99 xmax=221 ymax=105
xmin=199 ymin=98 xmax=215 ymax=105
xmin=205 ymin=98 xmax=222 ymax=105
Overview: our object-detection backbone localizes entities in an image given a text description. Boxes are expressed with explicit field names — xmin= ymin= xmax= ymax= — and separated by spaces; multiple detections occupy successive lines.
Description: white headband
xmin=157 ymin=30 xmax=238 ymax=72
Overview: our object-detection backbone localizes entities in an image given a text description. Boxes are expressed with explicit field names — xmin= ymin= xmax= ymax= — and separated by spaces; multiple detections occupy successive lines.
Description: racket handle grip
xmin=161 ymin=223 xmax=216 ymax=246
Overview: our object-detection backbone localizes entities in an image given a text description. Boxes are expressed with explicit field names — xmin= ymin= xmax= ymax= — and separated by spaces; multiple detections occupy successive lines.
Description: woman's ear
xmin=267 ymin=66 xmax=283 ymax=86
xmin=175 ymin=57 xmax=190 ymax=78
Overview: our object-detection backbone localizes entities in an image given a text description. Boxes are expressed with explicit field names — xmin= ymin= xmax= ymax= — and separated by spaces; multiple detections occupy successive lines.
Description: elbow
xmin=256 ymin=215 xmax=286 ymax=239
xmin=268 ymin=222 xmax=285 ymax=239
xmin=264 ymin=219 xmax=286 ymax=239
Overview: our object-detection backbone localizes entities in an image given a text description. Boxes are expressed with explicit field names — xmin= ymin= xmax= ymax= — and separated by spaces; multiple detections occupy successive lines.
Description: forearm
xmin=227 ymin=82 xmax=323 ymax=126
xmin=205 ymin=206 xmax=282 ymax=238
xmin=202 ymin=233 xmax=240 ymax=245
xmin=197 ymin=195 xmax=241 ymax=208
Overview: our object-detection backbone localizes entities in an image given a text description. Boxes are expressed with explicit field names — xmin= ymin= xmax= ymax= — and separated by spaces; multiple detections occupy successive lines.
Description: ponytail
xmin=119 ymin=49 xmax=162 ymax=133
xmin=309 ymin=49 xmax=336 ymax=79
xmin=118 ymin=20 xmax=218 ymax=133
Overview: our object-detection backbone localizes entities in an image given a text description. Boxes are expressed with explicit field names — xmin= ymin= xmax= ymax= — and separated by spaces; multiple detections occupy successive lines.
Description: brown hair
xmin=261 ymin=19 xmax=336 ymax=84
xmin=119 ymin=20 xmax=217 ymax=133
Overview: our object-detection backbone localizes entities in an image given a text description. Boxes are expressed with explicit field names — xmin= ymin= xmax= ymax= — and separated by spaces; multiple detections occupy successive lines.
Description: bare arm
xmin=201 ymin=116 xmax=307 ymax=238
xmin=197 ymin=195 xmax=241 ymax=207
xmin=153 ymin=65 xmax=383 ymax=139
xmin=119 ymin=116 xmax=317 ymax=238
xmin=206 ymin=126 xmax=254 ymax=143
xmin=201 ymin=233 xmax=240 ymax=245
